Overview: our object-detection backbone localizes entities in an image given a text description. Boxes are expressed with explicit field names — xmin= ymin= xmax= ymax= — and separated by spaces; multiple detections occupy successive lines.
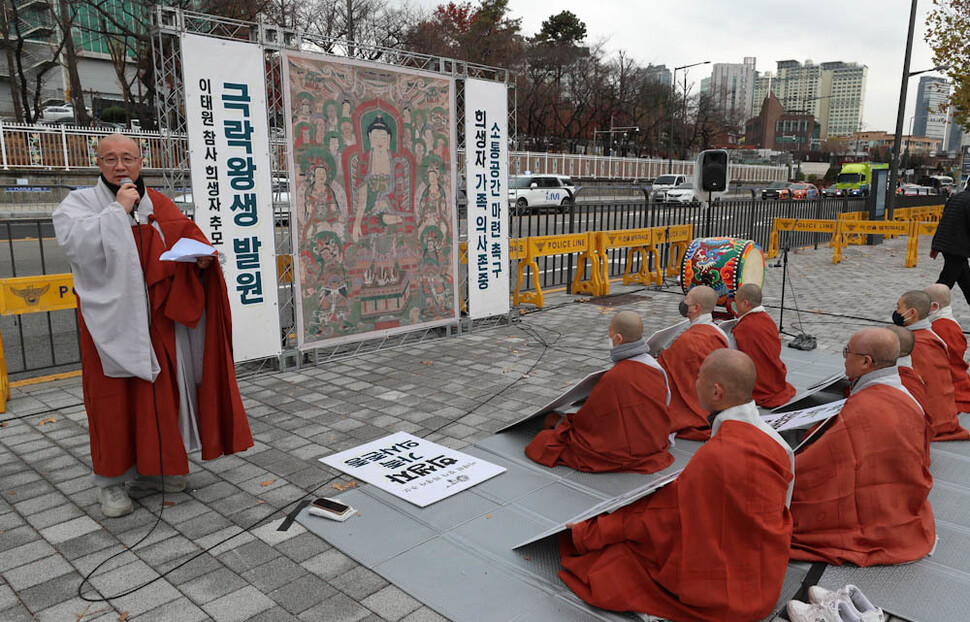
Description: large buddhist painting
xmin=284 ymin=52 xmax=458 ymax=348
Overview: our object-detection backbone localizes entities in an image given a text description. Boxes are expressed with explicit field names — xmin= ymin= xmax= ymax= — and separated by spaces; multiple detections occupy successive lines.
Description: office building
xmin=750 ymin=59 xmax=867 ymax=139
xmin=709 ymin=57 xmax=756 ymax=121
xmin=643 ymin=64 xmax=672 ymax=87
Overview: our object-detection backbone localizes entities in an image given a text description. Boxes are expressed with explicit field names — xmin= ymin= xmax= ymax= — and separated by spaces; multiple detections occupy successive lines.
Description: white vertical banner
xmin=464 ymin=79 xmax=510 ymax=319
xmin=181 ymin=34 xmax=281 ymax=362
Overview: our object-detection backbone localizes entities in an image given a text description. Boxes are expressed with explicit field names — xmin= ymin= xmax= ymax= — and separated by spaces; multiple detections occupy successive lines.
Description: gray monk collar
xmin=611 ymin=339 xmax=651 ymax=363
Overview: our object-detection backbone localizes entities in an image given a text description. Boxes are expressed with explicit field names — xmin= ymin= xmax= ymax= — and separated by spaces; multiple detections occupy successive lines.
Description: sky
xmin=405 ymin=0 xmax=943 ymax=133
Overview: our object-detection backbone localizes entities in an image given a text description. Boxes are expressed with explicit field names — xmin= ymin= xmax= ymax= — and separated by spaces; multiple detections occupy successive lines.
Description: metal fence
xmin=508 ymin=194 xmax=869 ymax=292
xmin=0 ymin=121 xmax=786 ymax=183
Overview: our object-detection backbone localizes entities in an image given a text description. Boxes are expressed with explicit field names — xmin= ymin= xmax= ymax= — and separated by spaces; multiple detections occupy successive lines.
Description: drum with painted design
xmin=680 ymin=237 xmax=765 ymax=308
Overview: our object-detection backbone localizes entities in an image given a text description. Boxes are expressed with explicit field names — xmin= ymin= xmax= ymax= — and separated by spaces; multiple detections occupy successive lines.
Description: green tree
xmin=926 ymin=0 xmax=970 ymax=130
xmin=405 ymin=0 xmax=523 ymax=68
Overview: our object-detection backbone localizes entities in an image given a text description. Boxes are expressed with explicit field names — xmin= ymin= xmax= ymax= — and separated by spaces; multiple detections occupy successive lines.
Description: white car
xmin=651 ymin=174 xmax=688 ymax=202
xmin=663 ymin=182 xmax=697 ymax=205
xmin=508 ymin=174 xmax=576 ymax=213
xmin=40 ymin=105 xmax=74 ymax=123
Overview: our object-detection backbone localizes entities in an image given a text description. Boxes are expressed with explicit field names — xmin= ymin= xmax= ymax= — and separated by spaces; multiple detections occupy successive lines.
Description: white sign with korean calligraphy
xmin=762 ymin=398 xmax=846 ymax=432
xmin=320 ymin=431 xmax=506 ymax=507
xmin=464 ymin=79 xmax=510 ymax=319
xmin=182 ymin=34 xmax=281 ymax=362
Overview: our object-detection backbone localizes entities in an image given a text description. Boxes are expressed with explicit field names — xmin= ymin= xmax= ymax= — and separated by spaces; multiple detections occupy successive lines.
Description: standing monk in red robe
xmin=791 ymin=328 xmax=935 ymax=566
xmin=559 ymin=349 xmax=794 ymax=622
xmin=525 ymin=311 xmax=674 ymax=473
xmin=925 ymin=283 xmax=970 ymax=412
xmin=657 ymin=285 xmax=728 ymax=439
xmin=53 ymin=134 xmax=253 ymax=518
xmin=731 ymin=283 xmax=796 ymax=408
xmin=895 ymin=290 xmax=970 ymax=441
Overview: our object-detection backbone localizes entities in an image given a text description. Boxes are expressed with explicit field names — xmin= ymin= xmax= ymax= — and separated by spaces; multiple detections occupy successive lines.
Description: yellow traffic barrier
xmin=832 ymin=219 xmax=911 ymax=264
xmin=835 ymin=212 xmax=868 ymax=246
xmin=598 ymin=228 xmax=659 ymax=294
xmin=649 ymin=224 xmax=694 ymax=278
xmin=905 ymin=221 xmax=939 ymax=268
xmin=0 ymin=273 xmax=78 ymax=413
xmin=514 ymin=233 xmax=600 ymax=308
xmin=766 ymin=218 xmax=838 ymax=259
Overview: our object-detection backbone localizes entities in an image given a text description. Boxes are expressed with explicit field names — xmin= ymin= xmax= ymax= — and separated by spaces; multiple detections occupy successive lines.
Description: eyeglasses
xmin=842 ymin=346 xmax=871 ymax=360
xmin=99 ymin=156 xmax=140 ymax=166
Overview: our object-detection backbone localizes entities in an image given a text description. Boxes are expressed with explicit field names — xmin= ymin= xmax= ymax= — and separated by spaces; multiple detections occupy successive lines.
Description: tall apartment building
xmin=643 ymin=64 xmax=672 ymax=87
xmin=750 ymin=59 xmax=867 ymax=140
xmin=709 ymin=57 xmax=756 ymax=121
xmin=914 ymin=76 xmax=950 ymax=140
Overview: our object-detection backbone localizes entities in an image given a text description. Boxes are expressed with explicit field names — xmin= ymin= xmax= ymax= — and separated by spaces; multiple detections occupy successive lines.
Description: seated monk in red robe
xmin=657 ymin=285 xmax=728 ymax=439
xmin=926 ymin=283 xmax=970 ymax=412
xmin=896 ymin=289 xmax=970 ymax=441
xmin=525 ymin=311 xmax=674 ymax=473
xmin=791 ymin=328 xmax=935 ymax=566
xmin=888 ymin=325 xmax=933 ymax=436
xmin=730 ymin=283 xmax=796 ymax=408
xmin=559 ymin=349 xmax=794 ymax=622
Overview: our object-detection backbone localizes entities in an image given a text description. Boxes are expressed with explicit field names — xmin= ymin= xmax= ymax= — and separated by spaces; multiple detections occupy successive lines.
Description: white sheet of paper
xmin=494 ymin=369 xmax=607 ymax=433
xmin=159 ymin=238 xmax=217 ymax=262
xmin=512 ymin=469 xmax=683 ymax=549
xmin=762 ymin=398 xmax=846 ymax=432
xmin=646 ymin=320 xmax=690 ymax=356
xmin=771 ymin=371 xmax=846 ymax=412
xmin=320 ymin=432 xmax=506 ymax=507
xmin=718 ymin=318 xmax=738 ymax=349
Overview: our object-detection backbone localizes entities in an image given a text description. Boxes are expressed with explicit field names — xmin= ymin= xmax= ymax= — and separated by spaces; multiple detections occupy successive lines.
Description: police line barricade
xmin=515 ymin=233 xmax=600 ymax=308
xmin=766 ymin=218 xmax=838 ymax=260
xmin=835 ymin=211 xmax=868 ymax=246
xmin=596 ymin=224 xmax=694 ymax=296
xmin=905 ymin=221 xmax=940 ymax=268
xmin=831 ymin=219 xmax=911 ymax=264
xmin=0 ymin=273 xmax=77 ymax=413
xmin=889 ymin=205 xmax=943 ymax=240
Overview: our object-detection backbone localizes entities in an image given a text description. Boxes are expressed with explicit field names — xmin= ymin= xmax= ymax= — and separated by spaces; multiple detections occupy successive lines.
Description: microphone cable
xmin=77 ymin=181 xmax=172 ymax=603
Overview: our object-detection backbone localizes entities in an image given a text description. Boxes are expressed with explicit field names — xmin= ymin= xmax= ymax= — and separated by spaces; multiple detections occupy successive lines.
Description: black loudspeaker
xmin=699 ymin=149 xmax=728 ymax=192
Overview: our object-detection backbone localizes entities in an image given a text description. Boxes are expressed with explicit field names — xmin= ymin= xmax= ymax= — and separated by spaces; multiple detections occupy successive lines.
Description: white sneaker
xmin=128 ymin=474 xmax=187 ymax=494
xmin=788 ymin=599 xmax=862 ymax=622
xmin=98 ymin=484 xmax=134 ymax=518
xmin=808 ymin=584 xmax=885 ymax=622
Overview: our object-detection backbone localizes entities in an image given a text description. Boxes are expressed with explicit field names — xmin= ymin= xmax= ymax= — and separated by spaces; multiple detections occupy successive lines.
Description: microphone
xmin=119 ymin=177 xmax=138 ymax=223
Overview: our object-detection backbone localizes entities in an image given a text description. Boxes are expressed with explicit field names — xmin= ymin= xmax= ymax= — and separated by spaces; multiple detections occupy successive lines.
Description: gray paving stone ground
xmin=0 ymin=233 xmax=942 ymax=621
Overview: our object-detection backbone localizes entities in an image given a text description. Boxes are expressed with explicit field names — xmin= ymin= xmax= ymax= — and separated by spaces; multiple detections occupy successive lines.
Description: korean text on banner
xmin=181 ymin=33 xmax=281 ymax=362
xmin=464 ymin=79 xmax=510 ymax=319
xmin=320 ymin=431 xmax=506 ymax=507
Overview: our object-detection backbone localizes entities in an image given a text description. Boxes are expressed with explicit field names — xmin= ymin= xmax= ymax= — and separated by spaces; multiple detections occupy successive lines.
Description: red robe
xmin=911 ymin=330 xmax=970 ymax=441
xmin=898 ymin=364 xmax=934 ymax=437
xmin=657 ymin=324 xmax=728 ymax=440
xmin=932 ymin=317 xmax=970 ymax=412
xmin=77 ymin=190 xmax=253 ymax=477
xmin=733 ymin=311 xmax=797 ymax=408
xmin=559 ymin=420 xmax=793 ymax=622
xmin=525 ymin=360 xmax=674 ymax=473
xmin=790 ymin=383 xmax=935 ymax=566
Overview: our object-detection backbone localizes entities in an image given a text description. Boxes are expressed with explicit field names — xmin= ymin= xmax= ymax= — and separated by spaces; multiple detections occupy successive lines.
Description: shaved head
xmin=736 ymin=283 xmax=763 ymax=307
xmin=697 ymin=349 xmax=757 ymax=410
xmin=852 ymin=328 xmax=900 ymax=366
xmin=886 ymin=325 xmax=915 ymax=357
xmin=687 ymin=285 xmax=718 ymax=314
xmin=97 ymin=133 xmax=139 ymax=157
xmin=924 ymin=283 xmax=951 ymax=309
xmin=610 ymin=310 xmax=643 ymax=343
xmin=899 ymin=290 xmax=932 ymax=320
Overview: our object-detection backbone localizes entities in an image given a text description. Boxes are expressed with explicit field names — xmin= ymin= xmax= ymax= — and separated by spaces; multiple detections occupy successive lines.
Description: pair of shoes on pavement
xmin=788 ymin=584 xmax=884 ymax=622
xmin=98 ymin=474 xmax=188 ymax=518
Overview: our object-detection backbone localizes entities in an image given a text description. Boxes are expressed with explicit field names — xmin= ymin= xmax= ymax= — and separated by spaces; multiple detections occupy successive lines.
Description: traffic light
xmin=698 ymin=149 xmax=729 ymax=192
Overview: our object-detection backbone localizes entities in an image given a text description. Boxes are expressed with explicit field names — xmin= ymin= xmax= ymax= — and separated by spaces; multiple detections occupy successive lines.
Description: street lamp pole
xmin=668 ymin=60 xmax=710 ymax=173
xmin=887 ymin=0 xmax=919 ymax=216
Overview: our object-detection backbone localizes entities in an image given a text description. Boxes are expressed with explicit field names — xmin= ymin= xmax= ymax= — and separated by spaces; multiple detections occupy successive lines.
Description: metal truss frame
xmin=150 ymin=7 xmax=516 ymax=371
